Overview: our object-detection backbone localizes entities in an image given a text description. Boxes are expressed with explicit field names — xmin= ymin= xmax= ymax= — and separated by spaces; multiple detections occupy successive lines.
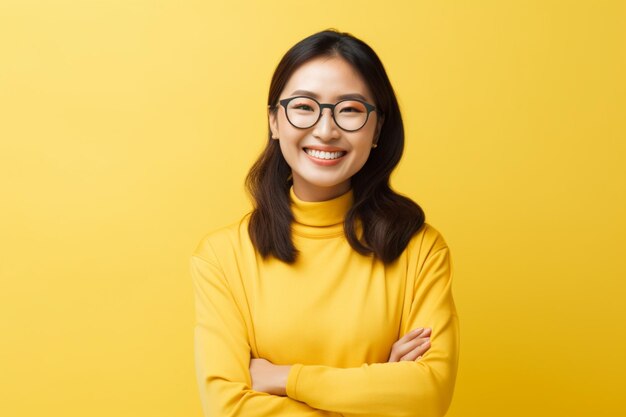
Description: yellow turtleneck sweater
xmin=190 ymin=186 xmax=460 ymax=417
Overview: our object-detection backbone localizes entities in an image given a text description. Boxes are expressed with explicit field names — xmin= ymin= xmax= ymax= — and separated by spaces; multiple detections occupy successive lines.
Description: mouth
xmin=302 ymin=147 xmax=348 ymax=160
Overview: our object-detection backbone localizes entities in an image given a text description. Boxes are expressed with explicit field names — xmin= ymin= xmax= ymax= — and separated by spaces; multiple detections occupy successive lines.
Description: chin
xmin=298 ymin=174 xmax=349 ymax=188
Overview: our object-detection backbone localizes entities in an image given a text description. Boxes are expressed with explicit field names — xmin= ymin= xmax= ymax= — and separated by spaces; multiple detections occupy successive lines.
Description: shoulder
xmin=401 ymin=222 xmax=454 ymax=285
xmin=405 ymin=222 xmax=450 ymax=258
xmin=191 ymin=212 xmax=252 ymax=264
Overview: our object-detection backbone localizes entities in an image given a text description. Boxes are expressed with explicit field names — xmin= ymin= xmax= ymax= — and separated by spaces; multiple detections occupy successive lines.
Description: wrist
xmin=276 ymin=365 xmax=291 ymax=396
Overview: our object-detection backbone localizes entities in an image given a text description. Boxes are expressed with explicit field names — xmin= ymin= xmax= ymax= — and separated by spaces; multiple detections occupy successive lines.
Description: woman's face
xmin=269 ymin=56 xmax=383 ymax=202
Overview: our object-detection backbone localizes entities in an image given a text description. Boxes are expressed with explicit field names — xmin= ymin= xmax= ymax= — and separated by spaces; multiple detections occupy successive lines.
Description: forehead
xmin=281 ymin=56 xmax=373 ymax=101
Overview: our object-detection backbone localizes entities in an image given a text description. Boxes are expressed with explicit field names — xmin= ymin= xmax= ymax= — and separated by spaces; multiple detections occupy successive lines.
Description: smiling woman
xmin=191 ymin=29 xmax=460 ymax=417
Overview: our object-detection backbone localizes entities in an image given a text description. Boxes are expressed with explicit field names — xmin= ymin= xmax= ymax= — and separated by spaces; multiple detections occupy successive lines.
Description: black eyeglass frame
xmin=273 ymin=95 xmax=380 ymax=132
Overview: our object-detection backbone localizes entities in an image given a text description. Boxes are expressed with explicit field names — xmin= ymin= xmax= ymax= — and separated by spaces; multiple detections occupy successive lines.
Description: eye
xmin=340 ymin=106 xmax=363 ymax=113
xmin=337 ymin=100 xmax=367 ymax=114
xmin=288 ymin=97 xmax=318 ymax=112
xmin=293 ymin=103 xmax=314 ymax=111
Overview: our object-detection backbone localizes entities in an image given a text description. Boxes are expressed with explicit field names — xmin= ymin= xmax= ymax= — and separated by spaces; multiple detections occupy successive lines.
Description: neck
xmin=289 ymin=185 xmax=353 ymax=233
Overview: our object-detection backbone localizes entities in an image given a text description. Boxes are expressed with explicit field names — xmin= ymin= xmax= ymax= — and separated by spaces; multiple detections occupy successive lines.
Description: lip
xmin=302 ymin=147 xmax=346 ymax=166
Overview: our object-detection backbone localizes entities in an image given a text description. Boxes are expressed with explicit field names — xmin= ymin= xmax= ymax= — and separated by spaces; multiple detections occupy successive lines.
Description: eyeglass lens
xmin=285 ymin=97 xmax=369 ymax=131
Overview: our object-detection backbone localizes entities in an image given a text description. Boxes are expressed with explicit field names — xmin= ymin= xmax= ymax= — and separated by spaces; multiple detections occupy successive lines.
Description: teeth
xmin=304 ymin=148 xmax=346 ymax=160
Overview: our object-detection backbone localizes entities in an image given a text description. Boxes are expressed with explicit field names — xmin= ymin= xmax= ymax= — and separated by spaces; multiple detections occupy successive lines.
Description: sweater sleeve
xmin=191 ymin=249 xmax=341 ymax=417
xmin=285 ymin=246 xmax=460 ymax=417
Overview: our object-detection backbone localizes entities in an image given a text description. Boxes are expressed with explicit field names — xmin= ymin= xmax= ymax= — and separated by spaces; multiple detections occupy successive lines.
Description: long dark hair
xmin=245 ymin=29 xmax=425 ymax=264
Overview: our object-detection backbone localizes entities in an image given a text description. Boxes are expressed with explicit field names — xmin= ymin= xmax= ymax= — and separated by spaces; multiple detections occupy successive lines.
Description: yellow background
xmin=1 ymin=1 xmax=624 ymax=416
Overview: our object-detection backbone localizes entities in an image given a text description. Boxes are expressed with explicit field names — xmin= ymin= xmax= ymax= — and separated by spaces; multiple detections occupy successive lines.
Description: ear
xmin=268 ymin=106 xmax=279 ymax=140
xmin=373 ymin=113 xmax=385 ymax=144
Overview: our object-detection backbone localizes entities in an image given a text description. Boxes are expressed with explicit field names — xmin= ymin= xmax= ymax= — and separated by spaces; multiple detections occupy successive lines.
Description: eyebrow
xmin=289 ymin=89 xmax=370 ymax=102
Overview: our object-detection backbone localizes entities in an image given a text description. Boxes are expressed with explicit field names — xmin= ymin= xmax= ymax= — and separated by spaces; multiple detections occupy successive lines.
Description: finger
xmin=393 ymin=335 xmax=430 ymax=360
xmin=388 ymin=328 xmax=433 ymax=362
xmin=398 ymin=327 xmax=428 ymax=344
xmin=398 ymin=328 xmax=431 ymax=348
xmin=399 ymin=339 xmax=431 ymax=361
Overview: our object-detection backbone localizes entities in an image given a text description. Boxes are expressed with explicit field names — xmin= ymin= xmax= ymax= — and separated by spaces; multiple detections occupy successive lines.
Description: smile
xmin=303 ymin=148 xmax=347 ymax=160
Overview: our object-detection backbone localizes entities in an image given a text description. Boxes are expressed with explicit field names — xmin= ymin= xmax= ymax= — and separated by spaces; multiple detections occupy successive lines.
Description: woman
xmin=191 ymin=29 xmax=460 ymax=417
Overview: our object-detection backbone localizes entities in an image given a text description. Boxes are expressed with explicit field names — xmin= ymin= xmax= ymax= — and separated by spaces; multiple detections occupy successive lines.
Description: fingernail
xmin=412 ymin=328 xmax=424 ymax=334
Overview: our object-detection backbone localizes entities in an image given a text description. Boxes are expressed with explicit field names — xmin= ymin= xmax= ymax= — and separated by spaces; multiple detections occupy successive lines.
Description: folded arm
xmin=191 ymin=251 xmax=341 ymax=417
xmin=285 ymin=246 xmax=460 ymax=417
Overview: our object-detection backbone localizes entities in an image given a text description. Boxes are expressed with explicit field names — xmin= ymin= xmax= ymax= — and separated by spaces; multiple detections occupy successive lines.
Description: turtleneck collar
xmin=289 ymin=185 xmax=354 ymax=238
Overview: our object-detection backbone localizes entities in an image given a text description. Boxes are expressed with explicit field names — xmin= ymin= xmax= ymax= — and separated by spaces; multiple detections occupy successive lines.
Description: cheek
xmin=354 ymin=132 xmax=376 ymax=157
xmin=277 ymin=135 xmax=303 ymax=168
xmin=349 ymin=143 xmax=373 ymax=170
xmin=277 ymin=141 xmax=293 ymax=161
xmin=278 ymin=112 xmax=294 ymax=131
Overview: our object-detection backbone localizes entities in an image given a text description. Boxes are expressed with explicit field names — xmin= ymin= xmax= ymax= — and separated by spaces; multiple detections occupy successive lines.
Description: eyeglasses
xmin=274 ymin=96 xmax=379 ymax=132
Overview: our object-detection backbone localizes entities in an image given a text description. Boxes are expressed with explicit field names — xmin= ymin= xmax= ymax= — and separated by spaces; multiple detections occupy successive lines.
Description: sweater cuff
xmin=286 ymin=363 xmax=304 ymax=399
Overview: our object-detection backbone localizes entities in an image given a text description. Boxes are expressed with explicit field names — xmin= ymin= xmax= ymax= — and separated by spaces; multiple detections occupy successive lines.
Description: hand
xmin=387 ymin=327 xmax=432 ymax=362
xmin=249 ymin=358 xmax=291 ymax=396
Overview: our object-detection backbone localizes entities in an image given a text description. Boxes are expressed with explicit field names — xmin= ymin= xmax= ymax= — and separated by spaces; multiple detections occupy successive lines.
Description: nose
xmin=312 ymin=108 xmax=340 ymax=141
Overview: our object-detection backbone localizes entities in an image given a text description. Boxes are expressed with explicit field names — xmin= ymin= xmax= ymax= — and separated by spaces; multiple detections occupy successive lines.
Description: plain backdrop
xmin=1 ymin=1 xmax=625 ymax=416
